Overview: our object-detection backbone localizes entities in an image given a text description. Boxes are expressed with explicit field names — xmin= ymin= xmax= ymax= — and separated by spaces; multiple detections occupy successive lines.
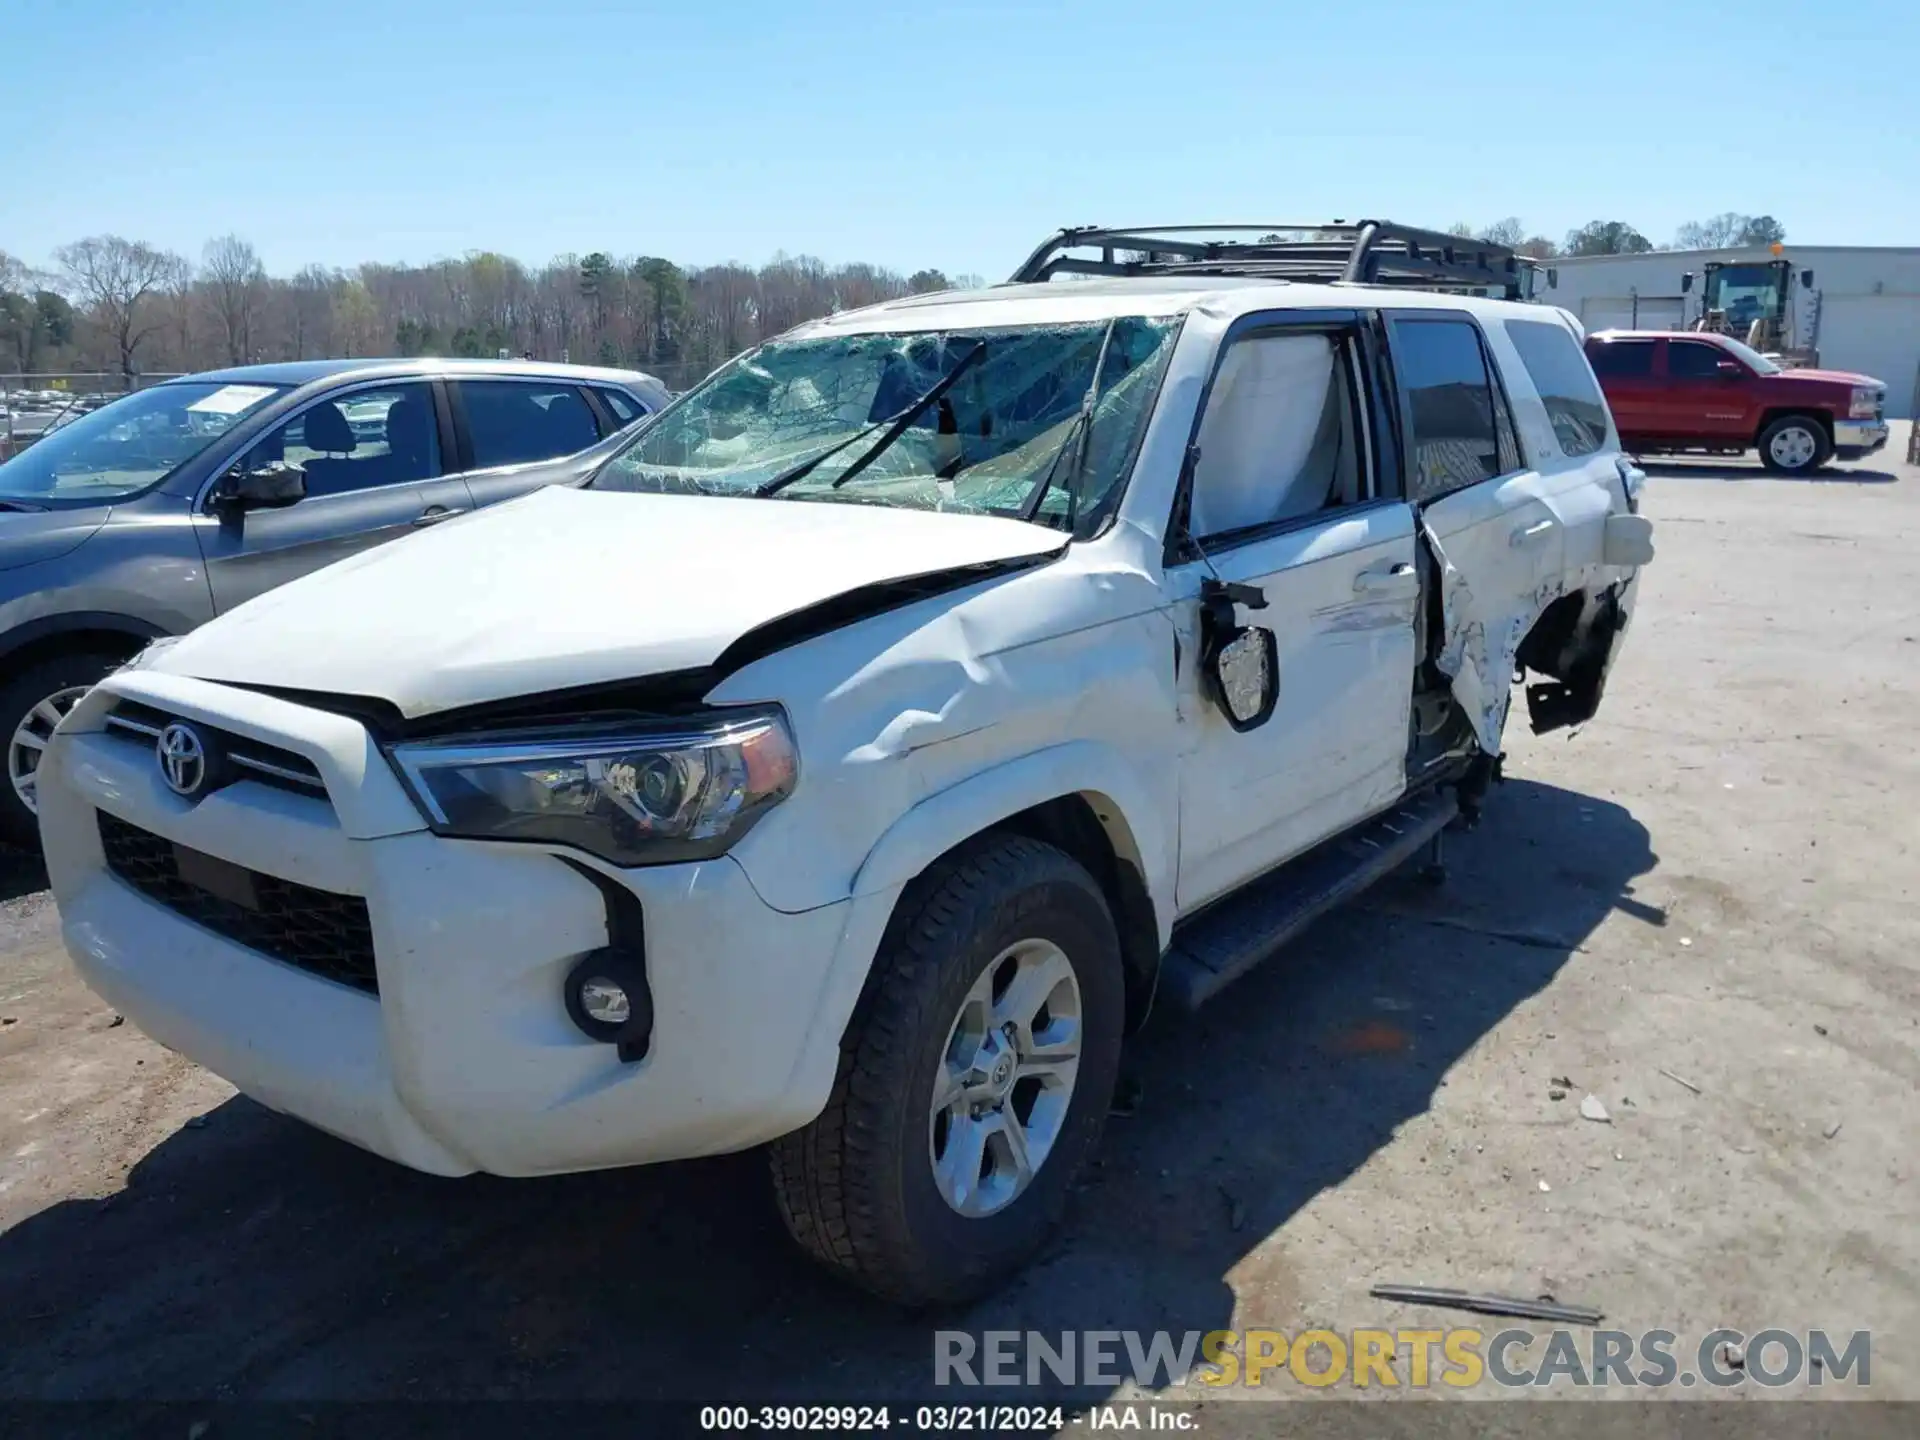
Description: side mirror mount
xmin=1199 ymin=578 xmax=1278 ymax=731
xmin=1545 ymin=267 xmax=1558 ymax=289
xmin=214 ymin=459 xmax=306 ymax=511
xmin=1801 ymin=269 xmax=1815 ymax=289
xmin=1680 ymin=271 xmax=1695 ymax=294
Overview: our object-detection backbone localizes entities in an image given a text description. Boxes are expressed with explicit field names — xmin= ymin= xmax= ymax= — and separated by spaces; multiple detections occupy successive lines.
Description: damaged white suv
xmin=41 ymin=224 xmax=1652 ymax=1305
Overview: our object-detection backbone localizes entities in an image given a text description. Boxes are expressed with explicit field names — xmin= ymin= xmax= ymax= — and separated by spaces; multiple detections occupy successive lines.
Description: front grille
xmin=98 ymin=811 xmax=378 ymax=995
xmin=104 ymin=701 xmax=328 ymax=798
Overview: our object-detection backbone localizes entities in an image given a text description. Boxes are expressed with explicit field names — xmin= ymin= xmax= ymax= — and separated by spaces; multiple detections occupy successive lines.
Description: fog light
xmin=563 ymin=950 xmax=653 ymax=1060
xmin=577 ymin=977 xmax=631 ymax=1026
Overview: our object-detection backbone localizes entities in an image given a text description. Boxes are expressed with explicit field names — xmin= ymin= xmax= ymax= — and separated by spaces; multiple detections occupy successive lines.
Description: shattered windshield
xmin=592 ymin=318 xmax=1180 ymax=531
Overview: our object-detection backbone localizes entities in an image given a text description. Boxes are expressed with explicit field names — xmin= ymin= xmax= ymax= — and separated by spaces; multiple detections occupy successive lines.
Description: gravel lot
xmin=1 ymin=429 xmax=1915 ymax=1412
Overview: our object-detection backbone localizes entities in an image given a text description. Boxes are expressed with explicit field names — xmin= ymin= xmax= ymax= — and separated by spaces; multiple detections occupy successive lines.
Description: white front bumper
xmin=41 ymin=673 xmax=897 ymax=1177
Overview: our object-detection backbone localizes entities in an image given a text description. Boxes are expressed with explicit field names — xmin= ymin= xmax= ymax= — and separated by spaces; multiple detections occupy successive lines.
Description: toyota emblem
xmin=156 ymin=722 xmax=208 ymax=798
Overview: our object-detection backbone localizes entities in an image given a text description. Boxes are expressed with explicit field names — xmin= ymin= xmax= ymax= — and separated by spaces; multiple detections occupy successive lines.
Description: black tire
xmin=1757 ymin=414 xmax=1832 ymax=475
xmin=769 ymin=833 xmax=1124 ymax=1306
xmin=0 ymin=651 xmax=120 ymax=848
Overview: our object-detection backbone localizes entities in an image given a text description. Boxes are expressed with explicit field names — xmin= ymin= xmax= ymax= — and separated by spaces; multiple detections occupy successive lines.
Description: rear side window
xmin=1505 ymin=320 xmax=1611 ymax=458
xmin=1390 ymin=318 xmax=1518 ymax=502
xmin=1667 ymin=342 xmax=1726 ymax=379
xmin=596 ymin=388 xmax=646 ymax=426
xmin=1586 ymin=340 xmax=1655 ymax=378
xmin=458 ymin=381 xmax=602 ymax=469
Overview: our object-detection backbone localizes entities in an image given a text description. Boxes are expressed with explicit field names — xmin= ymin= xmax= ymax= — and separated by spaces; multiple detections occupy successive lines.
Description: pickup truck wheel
xmin=0 ymin=653 xmax=118 ymax=848
xmin=1758 ymin=415 xmax=1831 ymax=474
xmin=768 ymin=833 xmax=1124 ymax=1306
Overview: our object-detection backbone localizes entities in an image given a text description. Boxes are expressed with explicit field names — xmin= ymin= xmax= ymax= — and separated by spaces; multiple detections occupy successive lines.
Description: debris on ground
xmin=1549 ymin=1086 xmax=1568 ymax=1101
xmin=1369 ymin=1283 xmax=1603 ymax=1326
xmin=107 ymin=1014 xmax=124 ymax=1028
xmin=1716 ymin=1340 xmax=1746 ymax=1371
xmin=1658 ymin=1068 xmax=1703 ymax=1095
xmin=1813 ymin=1024 xmax=1828 ymax=1037
xmin=1580 ymin=1095 xmax=1612 ymax=1124
xmin=1824 ymin=1121 xmax=1844 ymax=1140
xmin=0 ymin=1016 xmax=14 ymax=1026
xmin=184 ymin=1116 xmax=209 ymax=1130
xmin=1538 ymin=1180 xmax=1552 ymax=1192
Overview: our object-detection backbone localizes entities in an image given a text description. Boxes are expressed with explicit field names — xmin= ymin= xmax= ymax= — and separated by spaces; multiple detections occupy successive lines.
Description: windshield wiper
xmin=752 ymin=418 xmax=892 ymax=498
xmin=829 ymin=341 xmax=988 ymax=490
xmin=1019 ymin=320 xmax=1114 ymax=527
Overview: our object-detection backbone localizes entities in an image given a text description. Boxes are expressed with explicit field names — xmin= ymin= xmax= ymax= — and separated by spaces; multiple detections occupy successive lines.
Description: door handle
xmin=1509 ymin=518 xmax=1556 ymax=548
xmin=412 ymin=506 xmax=467 ymax=528
xmin=1353 ymin=562 xmax=1417 ymax=595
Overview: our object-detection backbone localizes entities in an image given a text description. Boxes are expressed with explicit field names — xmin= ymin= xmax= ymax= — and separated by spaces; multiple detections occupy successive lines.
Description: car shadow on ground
xmin=0 ymin=778 xmax=1655 ymax=1410
xmin=1639 ymin=458 xmax=1901 ymax=484
xmin=0 ymin=843 xmax=48 ymax=905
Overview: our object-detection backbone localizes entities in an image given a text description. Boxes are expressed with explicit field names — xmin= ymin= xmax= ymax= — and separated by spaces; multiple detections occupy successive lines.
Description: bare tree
xmin=54 ymin=235 xmax=181 ymax=379
xmin=203 ymin=235 xmax=266 ymax=365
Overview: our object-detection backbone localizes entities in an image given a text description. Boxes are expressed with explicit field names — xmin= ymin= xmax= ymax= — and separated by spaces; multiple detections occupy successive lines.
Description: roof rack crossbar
xmin=1009 ymin=221 xmax=1530 ymax=298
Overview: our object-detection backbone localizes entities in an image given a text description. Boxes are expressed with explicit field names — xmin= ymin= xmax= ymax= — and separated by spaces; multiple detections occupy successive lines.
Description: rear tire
xmin=1757 ymin=415 xmax=1831 ymax=475
xmin=769 ymin=833 xmax=1124 ymax=1306
xmin=0 ymin=652 xmax=119 ymax=848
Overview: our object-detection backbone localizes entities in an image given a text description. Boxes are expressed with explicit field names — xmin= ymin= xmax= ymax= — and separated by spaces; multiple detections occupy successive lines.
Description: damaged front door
xmin=1168 ymin=318 xmax=1418 ymax=912
xmin=1386 ymin=313 xmax=1563 ymax=752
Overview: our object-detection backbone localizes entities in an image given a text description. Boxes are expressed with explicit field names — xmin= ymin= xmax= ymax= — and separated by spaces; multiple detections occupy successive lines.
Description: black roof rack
xmin=1007 ymin=221 xmax=1532 ymax=299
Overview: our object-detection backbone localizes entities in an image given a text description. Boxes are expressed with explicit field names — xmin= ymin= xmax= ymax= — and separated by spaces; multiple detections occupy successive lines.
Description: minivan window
xmin=244 ymin=384 xmax=440 ymax=497
xmin=460 ymin=382 xmax=601 ymax=469
xmin=1392 ymin=319 xmax=1510 ymax=502
xmin=1505 ymin=319 xmax=1611 ymax=458
xmin=593 ymin=318 xmax=1181 ymax=531
xmin=0 ymin=381 xmax=286 ymax=505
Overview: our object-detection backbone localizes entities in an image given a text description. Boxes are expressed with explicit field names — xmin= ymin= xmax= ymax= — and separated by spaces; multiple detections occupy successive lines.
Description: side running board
xmin=1158 ymin=787 xmax=1460 ymax=1012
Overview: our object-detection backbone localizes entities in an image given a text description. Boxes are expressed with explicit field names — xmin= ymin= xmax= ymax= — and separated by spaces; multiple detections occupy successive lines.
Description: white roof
xmin=795 ymin=277 xmax=1550 ymax=337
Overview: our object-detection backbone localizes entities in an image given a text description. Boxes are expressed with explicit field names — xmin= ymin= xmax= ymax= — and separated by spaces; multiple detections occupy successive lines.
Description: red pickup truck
xmin=1583 ymin=329 xmax=1889 ymax=475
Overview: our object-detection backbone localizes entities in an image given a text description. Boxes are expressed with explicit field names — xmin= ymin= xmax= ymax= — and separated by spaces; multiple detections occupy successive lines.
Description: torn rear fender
xmin=1518 ymin=575 xmax=1639 ymax=735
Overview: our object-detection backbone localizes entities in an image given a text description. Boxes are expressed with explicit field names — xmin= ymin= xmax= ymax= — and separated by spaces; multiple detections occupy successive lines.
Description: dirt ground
xmin=1 ymin=428 xmax=1915 ymax=1414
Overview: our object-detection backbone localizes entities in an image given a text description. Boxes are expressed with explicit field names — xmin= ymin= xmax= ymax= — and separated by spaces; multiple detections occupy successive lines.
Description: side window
xmin=1390 ymin=318 xmax=1514 ymax=502
xmin=245 ymin=383 xmax=439 ymax=498
xmin=596 ymin=387 xmax=646 ymax=428
xmin=1188 ymin=330 xmax=1363 ymax=542
xmin=1668 ymin=342 xmax=1726 ymax=379
xmin=1586 ymin=340 xmax=1655 ymax=378
xmin=1505 ymin=319 xmax=1611 ymax=458
xmin=459 ymin=381 xmax=603 ymax=469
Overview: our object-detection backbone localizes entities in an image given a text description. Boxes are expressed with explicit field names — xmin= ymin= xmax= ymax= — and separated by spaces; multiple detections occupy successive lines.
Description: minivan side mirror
xmin=213 ymin=459 xmax=307 ymax=511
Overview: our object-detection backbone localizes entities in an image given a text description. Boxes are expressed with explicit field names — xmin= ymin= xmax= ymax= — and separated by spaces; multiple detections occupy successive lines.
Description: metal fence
xmin=0 ymin=373 xmax=187 ymax=461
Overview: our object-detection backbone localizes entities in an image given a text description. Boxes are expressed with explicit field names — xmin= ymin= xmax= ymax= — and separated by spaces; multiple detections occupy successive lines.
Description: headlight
xmin=1849 ymin=387 xmax=1880 ymax=419
xmin=387 ymin=706 xmax=797 ymax=866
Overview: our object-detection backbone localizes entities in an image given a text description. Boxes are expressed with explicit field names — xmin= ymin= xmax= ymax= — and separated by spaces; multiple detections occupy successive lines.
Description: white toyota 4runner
xmin=40 ymin=224 xmax=1652 ymax=1305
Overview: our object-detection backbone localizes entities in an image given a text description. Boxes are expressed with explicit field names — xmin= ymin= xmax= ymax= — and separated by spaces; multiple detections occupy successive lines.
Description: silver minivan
xmin=0 ymin=357 xmax=668 ymax=844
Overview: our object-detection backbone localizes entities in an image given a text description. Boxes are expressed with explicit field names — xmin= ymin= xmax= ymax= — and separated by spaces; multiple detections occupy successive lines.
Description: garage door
xmin=1817 ymin=295 xmax=1920 ymax=417
xmin=1581 ymin=296 xmax=1686 ymax=332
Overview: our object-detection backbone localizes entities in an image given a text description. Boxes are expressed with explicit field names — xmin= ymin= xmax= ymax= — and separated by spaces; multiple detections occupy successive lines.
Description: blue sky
xmin=6 ymin=0 xmax=1915 ymax=279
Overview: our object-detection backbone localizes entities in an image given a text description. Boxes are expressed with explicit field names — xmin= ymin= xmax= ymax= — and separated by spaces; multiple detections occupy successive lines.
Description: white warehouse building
xmin=1542 ymin=245 xmax=1920 ymax=417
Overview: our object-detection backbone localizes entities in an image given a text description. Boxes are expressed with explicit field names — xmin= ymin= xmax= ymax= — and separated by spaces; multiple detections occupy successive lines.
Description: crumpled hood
xmin=0 ymin=505 xmax=110 ymax=572
xmin=154 ymin=486 xmax=1065 ymax=717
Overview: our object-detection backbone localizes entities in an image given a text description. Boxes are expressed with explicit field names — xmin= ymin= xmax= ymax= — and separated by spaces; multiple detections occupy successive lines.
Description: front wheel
xmin=769 ymin=833 xmax=1124 ymax=1306
xmin=1758 ymin=415 xmax=1832 ymax=475
xmin=0 ymin=652 xmax=120 ymax=847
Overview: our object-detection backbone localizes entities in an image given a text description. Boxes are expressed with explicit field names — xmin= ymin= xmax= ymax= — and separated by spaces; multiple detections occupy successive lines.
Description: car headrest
xmin=302 ymin=402 xmax=357 ymax=455
xmin=384 ymin=395 xmax=430 ymax=463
